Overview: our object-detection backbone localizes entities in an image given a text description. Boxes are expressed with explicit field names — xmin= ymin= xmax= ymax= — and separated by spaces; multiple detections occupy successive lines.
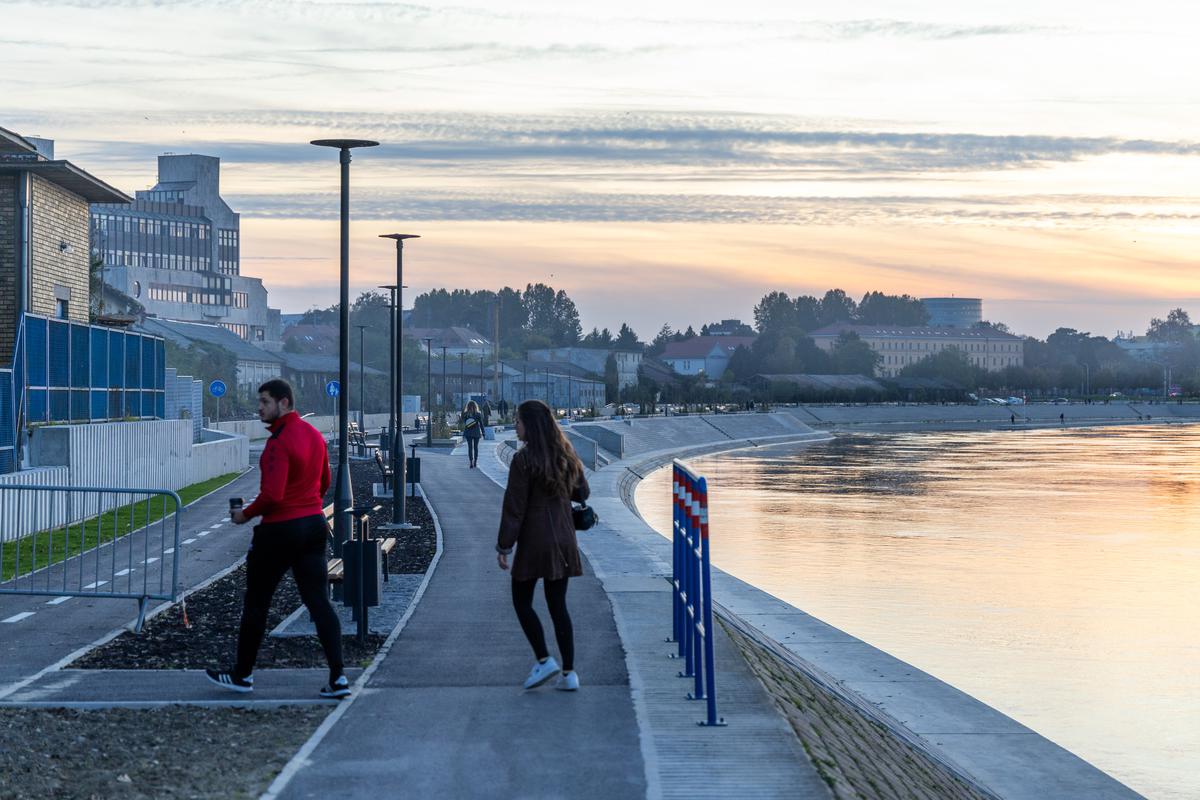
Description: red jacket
xmin=243 ymin=411 xmax=331 ymax=524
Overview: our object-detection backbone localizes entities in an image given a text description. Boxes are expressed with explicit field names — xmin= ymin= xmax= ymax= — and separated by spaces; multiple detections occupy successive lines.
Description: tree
xmin=829 ymin=331 xmax=879 ymax=375
xmin=819 ymin=289 xmax=858 ymax=326
xmin=614 ymin=323 xmax=641 ymax=350
xmin=604 ymin=353 xmax=619 ymax=403
xmin=975 ymin=320 xmax=1012 ymax=334
xmin=1147 ymin=308 xmax=1194 ymax=342
xmin=647 ymin=324 xmax=674 ymax=357
xmin=900 ymin=348 xmax=981 ymax=387
xmin=856 ymin=292 xmax=930 ymax=326
xmin=727 ymin=345 xmax=758 ymax=382
xmin=582 ymin=327 xmax=613 ymax=347
xmin=753 ymin=291 xmax=796 ymax=332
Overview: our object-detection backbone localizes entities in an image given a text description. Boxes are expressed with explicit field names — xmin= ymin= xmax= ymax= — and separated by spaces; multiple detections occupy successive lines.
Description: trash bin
xmin=343 ymin=538 xmax=382 ymax=610
xmin=483 ymin=425 xmax=496 ymax=441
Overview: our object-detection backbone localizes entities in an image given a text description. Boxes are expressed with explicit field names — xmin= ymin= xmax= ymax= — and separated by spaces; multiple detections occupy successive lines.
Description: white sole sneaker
xmin=555 ymin=671 xmax=580 ymax=691
xmin=523 ymin=658 xmax=560 ymax=690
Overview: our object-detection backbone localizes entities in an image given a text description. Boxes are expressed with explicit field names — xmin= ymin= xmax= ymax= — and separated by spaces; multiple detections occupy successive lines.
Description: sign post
xmin=209 ymin=380 xmax=227 ymax=426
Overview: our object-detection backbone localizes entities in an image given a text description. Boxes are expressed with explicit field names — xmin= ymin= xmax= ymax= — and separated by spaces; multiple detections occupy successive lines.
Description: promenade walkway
xmin=274 ymin=442 xmax=829 ymax=799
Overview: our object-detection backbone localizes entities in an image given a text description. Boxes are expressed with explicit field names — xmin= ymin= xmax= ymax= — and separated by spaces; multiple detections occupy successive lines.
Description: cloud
xmin=43 ymin=109 xmax=1200 ymax=176
xmin=226 ymin=189 xmax=1200 ymax=227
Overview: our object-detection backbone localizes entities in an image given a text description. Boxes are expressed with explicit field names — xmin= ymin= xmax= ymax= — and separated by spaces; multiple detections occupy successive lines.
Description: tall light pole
xmin=356 ymin=324 xmax=368 ymax=433
xmin=379 ymin=233 xmax=419 ymax=528
xmin=310 ymin=137 xmax=378 ymax=557
xmin=441 ymin=345 xmax=448 ymax=431
xmin=459 ymin=352 xmax=465 ymax=408
xmin=379 ymin=284 xmax=397 ymax=468
xmin=423 ymin=337 xmax=433 ymax=446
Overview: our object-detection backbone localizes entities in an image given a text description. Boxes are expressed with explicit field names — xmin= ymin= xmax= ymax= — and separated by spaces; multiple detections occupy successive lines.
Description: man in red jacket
xmin=206 ymin=379 xmax=348 ymax=698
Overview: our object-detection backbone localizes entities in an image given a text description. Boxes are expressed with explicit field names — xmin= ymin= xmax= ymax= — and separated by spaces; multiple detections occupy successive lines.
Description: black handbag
xmin=573 ymin=501 xmax=598 ymax=531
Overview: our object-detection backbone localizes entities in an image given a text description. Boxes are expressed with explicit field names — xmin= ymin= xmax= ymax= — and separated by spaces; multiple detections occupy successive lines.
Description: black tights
xmin=511 ymin=577 xmax=573 ymax=671
xmin=235 ymin=515 xmax=343 ymax=681
xmin=466 ymin=437 xmax=479 ymax=464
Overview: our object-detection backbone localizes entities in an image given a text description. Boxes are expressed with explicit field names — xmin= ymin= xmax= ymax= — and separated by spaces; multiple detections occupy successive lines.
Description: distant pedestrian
xmin=481 ymin=397 xmax=493 ymax=427
xmin=461 ymin=400 xmax=484 ymax=468
xmin=1011 ymin=413 xmax=1016 ymax=425
xmin=1060 ymin=412 xmax=1065 ymax=424
xmin=206 ymin=379 xmax=348 ymax=699
xmin=496 ymin=400 xmax=589 ymax=692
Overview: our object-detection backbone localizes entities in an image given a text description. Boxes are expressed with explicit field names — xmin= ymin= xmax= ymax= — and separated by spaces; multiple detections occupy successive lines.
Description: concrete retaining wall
xmin=572 ymin=424 xmax=625 ymax=458
xmin=215 ymin=412 xmax=404 ymax=442
xmin=786 ymin=402 xmax=1200 ymax=429
xmin=563 ymin=430 xmax=599 ymax=471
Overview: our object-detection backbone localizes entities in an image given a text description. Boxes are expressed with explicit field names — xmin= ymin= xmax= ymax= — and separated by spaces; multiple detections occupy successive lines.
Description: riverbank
xmin=555 ymin=412 xmax=1143 ymax=800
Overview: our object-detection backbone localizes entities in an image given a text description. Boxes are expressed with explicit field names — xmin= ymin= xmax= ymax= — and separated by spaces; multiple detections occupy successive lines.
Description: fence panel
xmin=0 ymin=484 xmax=182 ymax=631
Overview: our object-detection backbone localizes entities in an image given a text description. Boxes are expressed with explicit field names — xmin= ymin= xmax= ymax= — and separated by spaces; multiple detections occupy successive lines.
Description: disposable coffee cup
xmin=229 ymin=497 xmax=243 ymax=511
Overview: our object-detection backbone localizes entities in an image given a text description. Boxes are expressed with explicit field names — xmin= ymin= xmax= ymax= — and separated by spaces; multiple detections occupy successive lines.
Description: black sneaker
xmin=320 ymin=674 xmax=351 ymax=699
xmin=205 ymin=668 xmax=254 ymax=693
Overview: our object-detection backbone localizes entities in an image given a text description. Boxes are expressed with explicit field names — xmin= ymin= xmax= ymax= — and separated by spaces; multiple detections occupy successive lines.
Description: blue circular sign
xmin=209 ymin=380 xmax=227 ymax=398
xmin=325 ymin=380 xmax=340 ymax=398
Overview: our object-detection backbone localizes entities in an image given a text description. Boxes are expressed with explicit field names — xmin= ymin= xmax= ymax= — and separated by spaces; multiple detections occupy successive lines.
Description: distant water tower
xmin=921 ymin=297 xmax=982 ymax=328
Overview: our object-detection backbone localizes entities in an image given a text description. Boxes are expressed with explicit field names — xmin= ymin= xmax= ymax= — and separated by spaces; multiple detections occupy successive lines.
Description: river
xmin=634 ymin=425 xmax=1199 ymax=799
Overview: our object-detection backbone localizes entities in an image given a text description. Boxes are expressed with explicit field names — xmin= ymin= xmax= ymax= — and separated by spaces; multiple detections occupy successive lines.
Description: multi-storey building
xmin=526 ymin=346 xmax=641 ymax=390
xmin=0 ymin=128 xmax=130 ymax=359
xmin=91 ymin=154 xmax=280 ymax=342
xmin=921 ymin=297 xmax=983 ymax=328
xmin=809 ymin=324 xmax=1023 ymax=378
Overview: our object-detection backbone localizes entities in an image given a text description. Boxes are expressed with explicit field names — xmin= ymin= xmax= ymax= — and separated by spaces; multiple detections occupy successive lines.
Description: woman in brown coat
xmin=496 ymin=400 xmax=589 ymax=691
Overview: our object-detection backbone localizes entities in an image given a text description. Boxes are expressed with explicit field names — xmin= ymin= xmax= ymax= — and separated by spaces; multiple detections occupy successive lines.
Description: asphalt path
xmin=278 ymin=448 xmax=646 ymax=800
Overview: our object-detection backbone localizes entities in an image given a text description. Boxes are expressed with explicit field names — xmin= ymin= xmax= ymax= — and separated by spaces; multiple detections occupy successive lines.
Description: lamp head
xmin=310 ymin=139 xmax=380 ymax=150
xmin=379 ymin=233 xmax=420 ymax=241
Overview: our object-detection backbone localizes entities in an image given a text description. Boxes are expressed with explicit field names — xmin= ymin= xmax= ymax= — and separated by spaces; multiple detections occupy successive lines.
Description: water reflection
xmin=636 ymin=426 xmax=1200 ymax=800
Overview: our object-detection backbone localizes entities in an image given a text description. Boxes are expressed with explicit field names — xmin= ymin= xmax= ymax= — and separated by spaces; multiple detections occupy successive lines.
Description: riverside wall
xmin=573 ymin=411 xmax=1140 ymax=800
xmin=787 ymin=400 xmax=1200 ymax=431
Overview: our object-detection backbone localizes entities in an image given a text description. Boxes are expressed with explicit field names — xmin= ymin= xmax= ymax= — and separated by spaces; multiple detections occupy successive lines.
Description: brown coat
xmin=496 ymin=448 xmax=589 ymax=582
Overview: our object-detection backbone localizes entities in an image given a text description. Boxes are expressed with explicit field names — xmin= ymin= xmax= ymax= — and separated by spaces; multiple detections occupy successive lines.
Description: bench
xmin=322 ymin=502 xmax=398 ymax=585
xmin=373 ymin=449 xmax=393 ymax=482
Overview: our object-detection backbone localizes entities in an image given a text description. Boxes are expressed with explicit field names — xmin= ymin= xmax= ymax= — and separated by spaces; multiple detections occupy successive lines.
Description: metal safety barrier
xmin=0 ymin=484 xmax=182 ymax=631
xmin=671 ymin=460 xmax=724 ymax=726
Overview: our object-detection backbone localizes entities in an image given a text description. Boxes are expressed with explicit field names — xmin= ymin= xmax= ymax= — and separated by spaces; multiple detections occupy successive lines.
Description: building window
xmin=55 ymin=298 xmax=69 ymax=319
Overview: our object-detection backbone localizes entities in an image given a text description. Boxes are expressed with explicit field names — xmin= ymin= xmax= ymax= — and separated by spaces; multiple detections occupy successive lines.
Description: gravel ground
xmin=0 ymin=706 xmax=328 ymax=800
xmin=73 ymin=459 xmax=436 ymax=671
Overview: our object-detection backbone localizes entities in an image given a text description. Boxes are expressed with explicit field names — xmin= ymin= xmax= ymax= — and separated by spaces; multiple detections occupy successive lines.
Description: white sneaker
xmin=522 ymin=657 xmax=560 ymax=689
xmin=554 ymin=671 xmax=580 ymax=691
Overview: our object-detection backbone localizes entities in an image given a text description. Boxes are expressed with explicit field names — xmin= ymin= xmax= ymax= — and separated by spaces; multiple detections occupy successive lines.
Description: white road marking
xmin=115 ymin=569 xmax=132 ymax=576
xmin=82 ymin=580 xmax=109 ymax=589
xmin=144 ymin=557 xmax=159 ymax=564
xmin=182 ymin=538 xmax=197 ymax=545
xmin=3 ymin=612 xmax=36 ymax=623
xmin=209 ymin=523 xmax=223 ymax=529
xmin=164 ymin=548 xmax=175 ymax=554
xmin=46 ymin=596 xmax=71 ymax=605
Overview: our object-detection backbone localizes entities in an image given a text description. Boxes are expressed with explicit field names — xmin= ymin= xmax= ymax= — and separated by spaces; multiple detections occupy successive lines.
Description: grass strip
xmin=0 ymin=471 xmax=243 ymax=582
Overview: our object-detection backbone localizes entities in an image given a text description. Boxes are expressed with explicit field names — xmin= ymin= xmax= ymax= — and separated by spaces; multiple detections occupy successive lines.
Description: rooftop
xmin=661 ymin=335 xmax=756 ymax=359
xmin=809 ymin=323 xmax=1021 ymax=341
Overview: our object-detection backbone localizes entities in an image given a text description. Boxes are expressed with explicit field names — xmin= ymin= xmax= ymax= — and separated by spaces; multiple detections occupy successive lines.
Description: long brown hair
xmin=517 ymin=400 xmax=582 ymax=498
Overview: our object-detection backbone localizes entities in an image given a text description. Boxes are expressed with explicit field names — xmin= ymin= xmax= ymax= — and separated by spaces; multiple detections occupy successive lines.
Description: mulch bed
xmin=0 ymin=706 xmax=328 ymax=800
xmin=73 ymin=459 xmax=436 ymax=671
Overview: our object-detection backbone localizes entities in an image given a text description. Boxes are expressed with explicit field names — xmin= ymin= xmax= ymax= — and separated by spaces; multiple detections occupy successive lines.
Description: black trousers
xmin=466 ymin=436 xmax=480 ymax=463
xmin=511 ymin=577 xmax=573 ymax=671
xmin=235 ymin=514 xmax=344 ymax=678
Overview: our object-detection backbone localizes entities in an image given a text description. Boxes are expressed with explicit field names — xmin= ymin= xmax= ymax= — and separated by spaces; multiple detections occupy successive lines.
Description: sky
xmin=4 ymin=0 xmax=1200 ymax=339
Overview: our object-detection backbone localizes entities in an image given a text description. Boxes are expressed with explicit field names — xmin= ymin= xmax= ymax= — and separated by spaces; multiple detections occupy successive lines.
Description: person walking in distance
xmin=206 ymin=379 xmax=349 ymax=699
xmin=461 ymin=399 xmax=484 ymax=468
xmin=496 ymin=400 xmax=589 ymax=691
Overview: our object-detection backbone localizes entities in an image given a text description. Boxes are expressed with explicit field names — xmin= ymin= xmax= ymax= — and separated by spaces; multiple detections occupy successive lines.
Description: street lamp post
xmin=423 ymin=337 xmax=433 ymax=446
xmin=459 ymin=352 xmax=465 ymax=408
xmin=379 ymin=233 xmax=419 ymax=528
xmin=310 ymin=137 xmax=378 ymax=558
xmin=378 ymin=284 xmax=397 ymax=473
xmin=441 ymin=346 xmax=448 ymax=430
xmin=356 ymin=324 xmax=368 ymax=435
